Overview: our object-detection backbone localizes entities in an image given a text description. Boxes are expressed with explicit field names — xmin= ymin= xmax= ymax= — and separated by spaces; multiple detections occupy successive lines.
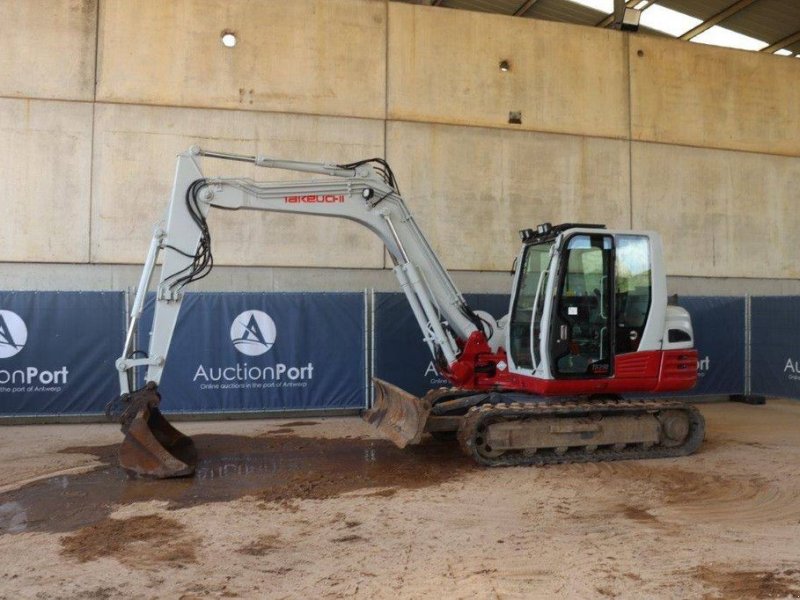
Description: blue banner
xmin=0 ymin=292 xmax=124 ymax=415
xmin=677 ymin=296 xmax=744 ymax=396
xmin=138 ymin=292 xmax=366 ymax=412
xmin=751 ymin=296 xmax=800 ymax=398
xmin=374 ymin=293 xmax=509 ymax=397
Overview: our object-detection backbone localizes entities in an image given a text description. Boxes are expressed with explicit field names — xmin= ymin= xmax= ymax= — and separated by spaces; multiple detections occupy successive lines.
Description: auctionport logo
xmin=0 ymin=310 xmax=27 ymax=359
xmin=230 ymin=310 xmax=276 ymax=356
xmin=193 ymin=309 xmax=313 ymax=390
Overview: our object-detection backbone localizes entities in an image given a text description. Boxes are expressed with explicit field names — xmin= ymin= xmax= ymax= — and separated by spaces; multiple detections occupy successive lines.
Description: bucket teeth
xmin=115 ymin=383 xmax=197 ymax=479
xmin=363 ymin=378 xmax=431 ymax=448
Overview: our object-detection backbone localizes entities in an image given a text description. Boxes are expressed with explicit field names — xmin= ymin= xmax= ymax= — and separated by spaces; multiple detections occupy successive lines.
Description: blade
xmin=362 ymin=378 xmax=431 ymax=448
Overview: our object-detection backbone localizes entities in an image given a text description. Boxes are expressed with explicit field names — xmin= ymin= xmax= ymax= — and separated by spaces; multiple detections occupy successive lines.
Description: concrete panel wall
xmin=2 ymin=0 xmax=800 ymax=286
xmin=0 ymin=99 xmax=93 ymax=262
xmin=97 ymin=0 xmax=386 ymax=119
xmin=387 ymin=121 xmax=630 ymax=271
xmin=91 ymin=104 xmax=385 ymax=267
xmin=0 ymin=0 xmax=97 ymax=101
xmin=388 ymin=3 xmax=629 ymax=139
xmin=630 ymin=36 xmax=800 ymax=157
xmin=632 ymin=142 xmax=800 ymax=278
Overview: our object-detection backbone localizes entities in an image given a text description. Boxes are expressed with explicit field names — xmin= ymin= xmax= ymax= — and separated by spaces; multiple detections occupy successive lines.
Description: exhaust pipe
xmin=362 ymin=378 xmax=432 ymax=448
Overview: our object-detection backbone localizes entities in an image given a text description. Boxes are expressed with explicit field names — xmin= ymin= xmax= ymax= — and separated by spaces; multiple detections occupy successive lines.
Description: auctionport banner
xmin=0 ymin=292 xmax=124 ymax=416
xmin=138 ymin=292 xmax=366 ymax=412
xmin=676 ymin=296 xmax=744 ymax=396
xmin=751 ymin=296 xmax=800 ymax=398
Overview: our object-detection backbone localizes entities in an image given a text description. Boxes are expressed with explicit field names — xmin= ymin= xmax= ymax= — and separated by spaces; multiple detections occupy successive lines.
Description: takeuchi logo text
xmin=284 ymin=194 xmax=344 ymax=204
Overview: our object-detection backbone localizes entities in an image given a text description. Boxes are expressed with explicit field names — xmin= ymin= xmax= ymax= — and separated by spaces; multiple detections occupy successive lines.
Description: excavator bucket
xmin=114 ymin=383 xmax=197 ymax=478
xmin=362 ymin=378 xmax=432 ymax=448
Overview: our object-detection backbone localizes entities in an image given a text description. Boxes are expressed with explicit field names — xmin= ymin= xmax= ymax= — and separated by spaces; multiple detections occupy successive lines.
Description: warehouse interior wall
xmin=1 ymin=0 xmax=800 ymax=295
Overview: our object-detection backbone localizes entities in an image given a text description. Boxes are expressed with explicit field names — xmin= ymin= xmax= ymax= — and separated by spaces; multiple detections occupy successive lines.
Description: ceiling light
xmin=499 ymin=60 xmax=510 ymax=72
xmin=774 ymin=49 xmax=793 ymax=56
xmin=565 ymin=0 xmax=613 ymax=13
xmin=692 ymin=26 xmax=767 ymax=51
xmin=639 ymin=4 xmax=701 ymax=37
xmin=220 ymin=31 xmax=237 ymax=48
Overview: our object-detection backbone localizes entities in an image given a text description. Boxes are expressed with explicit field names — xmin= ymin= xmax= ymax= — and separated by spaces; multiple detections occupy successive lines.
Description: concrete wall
xmin=97 ymin=0 xmax=386 ymax=119
xmin=1 ymin=0 xmax=800 ymax=293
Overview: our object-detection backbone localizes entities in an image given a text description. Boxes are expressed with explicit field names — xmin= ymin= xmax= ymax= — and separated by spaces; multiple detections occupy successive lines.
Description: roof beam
xmin=513 ymin=0 xmax=542 ymax=17
xmin=679 ymin=0 xmax=761 ymax=41
xmin=762 ymin=29 xmax=800 ymax=53
xmin=596 ymin=0 xmax=638 ymax=28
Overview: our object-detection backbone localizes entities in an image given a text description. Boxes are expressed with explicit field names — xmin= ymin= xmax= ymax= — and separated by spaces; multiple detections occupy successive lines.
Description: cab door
xmin=549 ymin=233 xmax=614 ymax=378
xmin=507 ymin=241 xmax=553 ymax=371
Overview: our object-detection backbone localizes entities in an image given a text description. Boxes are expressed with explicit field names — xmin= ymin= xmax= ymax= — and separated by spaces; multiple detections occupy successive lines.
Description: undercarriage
xmin=367 ymin=383 xmax=705 ymax=467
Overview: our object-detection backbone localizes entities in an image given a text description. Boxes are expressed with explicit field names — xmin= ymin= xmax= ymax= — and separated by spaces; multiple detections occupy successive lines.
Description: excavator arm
xmin=114 ymin=146 xmax=488 ymax=477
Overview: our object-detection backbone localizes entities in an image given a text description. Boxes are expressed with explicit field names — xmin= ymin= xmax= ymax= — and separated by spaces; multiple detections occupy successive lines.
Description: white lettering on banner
xmin=193 ymin=362 xmax=314 ymax=384
xmin=697 ymin=355 xmax=710 ymax=377
xmin=191 ymin=309 xmax=320 ymax=392
xmin=785 ymin=358 xmax=799 ymax=374
xmin=784 ymin=358 xmax=800 ymax=381
xmin=0 ymin=366 xmax=69 ymax=386
xmin=424 ymin=360 xmax=448 ymax=385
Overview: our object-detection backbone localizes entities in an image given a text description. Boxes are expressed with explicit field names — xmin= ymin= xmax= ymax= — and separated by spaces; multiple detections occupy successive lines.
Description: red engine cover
xmin=441 ymin=332 xmax=697 ymax=396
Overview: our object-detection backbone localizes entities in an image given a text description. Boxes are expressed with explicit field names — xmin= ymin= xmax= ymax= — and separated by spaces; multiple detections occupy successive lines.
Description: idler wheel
xmin=475 ymin=421 xmax=505 ymax=459
xmin=658 ymin=410 xmax=691 ymax=447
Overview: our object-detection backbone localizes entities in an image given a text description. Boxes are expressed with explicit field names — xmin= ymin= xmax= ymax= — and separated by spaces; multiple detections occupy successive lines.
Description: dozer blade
xmin=362 ymin=378 xmax=431 ymax=448
xmin=115 ymin=383 xmax=197 ymax=478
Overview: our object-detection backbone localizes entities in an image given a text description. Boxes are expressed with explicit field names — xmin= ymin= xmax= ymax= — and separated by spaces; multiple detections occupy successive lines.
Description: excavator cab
xmin=505 ymin=223 xmax=686 ymax=390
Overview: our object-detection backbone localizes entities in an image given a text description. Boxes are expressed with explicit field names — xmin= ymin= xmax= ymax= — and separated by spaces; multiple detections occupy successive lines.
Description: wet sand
xmin=1 ymin=401 xmax=800 ymax=599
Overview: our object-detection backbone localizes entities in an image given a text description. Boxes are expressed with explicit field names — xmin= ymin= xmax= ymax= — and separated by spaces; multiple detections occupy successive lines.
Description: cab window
xmin=615 ymin=235 xmax=651 ymax=353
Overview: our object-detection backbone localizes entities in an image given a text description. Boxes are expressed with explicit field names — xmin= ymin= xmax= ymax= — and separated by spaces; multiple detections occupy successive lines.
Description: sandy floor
xmin=1 ymin=401 xmax=800 ymax=599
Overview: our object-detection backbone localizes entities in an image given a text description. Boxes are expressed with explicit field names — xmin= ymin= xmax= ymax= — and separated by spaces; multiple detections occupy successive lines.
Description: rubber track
xmin=457 ymin=399 xmax=706 ymax=467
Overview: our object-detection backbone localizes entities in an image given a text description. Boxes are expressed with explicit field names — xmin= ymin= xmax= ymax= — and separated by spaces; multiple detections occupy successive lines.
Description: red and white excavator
xmin=112 ymin=146 xmax=704 ymax=478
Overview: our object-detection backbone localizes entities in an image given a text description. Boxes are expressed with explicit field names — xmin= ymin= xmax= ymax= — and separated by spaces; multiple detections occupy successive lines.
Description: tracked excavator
xmin=112 ymin=146 xmax=704 ymax=478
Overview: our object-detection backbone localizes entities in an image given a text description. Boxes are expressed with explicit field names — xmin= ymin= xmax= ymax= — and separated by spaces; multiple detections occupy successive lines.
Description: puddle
xmin=0 ymin=433 xmax=473 ymax=535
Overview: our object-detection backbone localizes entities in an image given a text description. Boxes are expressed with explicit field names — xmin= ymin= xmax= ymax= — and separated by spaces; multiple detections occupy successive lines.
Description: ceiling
xmin=398 ymin=0 xmax=800 ymax=56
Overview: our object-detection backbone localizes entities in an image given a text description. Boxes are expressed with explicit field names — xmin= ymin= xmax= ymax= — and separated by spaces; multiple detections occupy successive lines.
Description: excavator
xmin=112 ymin=146 xmax=704 ymax=478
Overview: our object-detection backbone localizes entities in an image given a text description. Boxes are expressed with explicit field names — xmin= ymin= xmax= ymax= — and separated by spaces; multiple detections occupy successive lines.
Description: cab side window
xmin=615 ymin=235 xmax=651 ymax=354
